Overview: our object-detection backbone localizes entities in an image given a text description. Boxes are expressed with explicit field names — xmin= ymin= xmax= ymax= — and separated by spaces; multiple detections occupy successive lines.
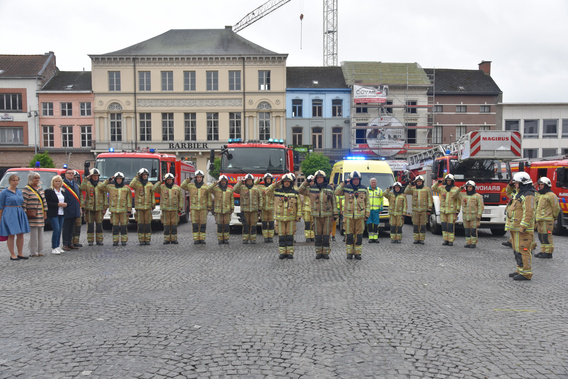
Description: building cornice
xmin=90 ymin=55 xmax=288 ymax=65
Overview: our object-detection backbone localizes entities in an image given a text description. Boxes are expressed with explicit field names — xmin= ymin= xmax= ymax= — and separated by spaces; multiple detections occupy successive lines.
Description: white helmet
xmin=114 ymin=172 xmax=125 ymax=178
xmin=315 ymin=170 xmax=326 ymax=178
xmin=393 ymin=181 xmax=402 ymax=187
xmin=465 ymin=180 xmax=476 ymax=188
xmin=350 ymin=170 xmax=361 ymax=179
xmin=164 ymin=173 xmax=175 ymax=180
xmin=89 ymin=168 xmax=100 ymax=176
xmin=195 ymin=170 xmax=204 ymax=177
xmin=444 ymin=174 xmax=455 ymax=181
xmin=537 ymin=177 xmax=552 ymax=187
xmin=415 ymin=175 xmax=425 ymax=182
xmin=282 ymin=173 xmax=294 ymax=182
xmin=219 ymin=175 xmax=228 ymax=181
xmin=263 ymin=173 xmax=273 ymax=180
xmin=138 ymin=168 xmax=149 ymax=176
xmin=244 ymin=173 xmax=254 ymax=181
xmin=513 ymin=172 xmax=532 ymax=185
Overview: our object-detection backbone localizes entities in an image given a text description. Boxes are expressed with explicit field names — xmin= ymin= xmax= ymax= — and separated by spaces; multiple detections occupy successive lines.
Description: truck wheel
xmin=102 ymin=220 xmax=112 ymax=230
xmin=429 ymin=213 xmax=442 ymax=235
xmin=552 ymin=216 xmax=563 ymax=236
xmin=490 ymin=227 xmax=506 ymax=236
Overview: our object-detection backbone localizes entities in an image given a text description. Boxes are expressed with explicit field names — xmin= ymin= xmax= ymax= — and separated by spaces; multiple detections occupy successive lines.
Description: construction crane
xmin=233 ymin=0 xmax=338 ymax=67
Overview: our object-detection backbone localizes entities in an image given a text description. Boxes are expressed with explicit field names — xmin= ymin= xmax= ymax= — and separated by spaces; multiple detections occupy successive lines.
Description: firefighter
xmin=331 ymin=184 xmax=340 ymax=242
xmin=502 ymin=181 xmax=516 ymax=248
xmin=335 ymin=171 xmax=369 ymax=260
xmin=301 ymin=175 xmax=315 ymax=242
xmin=266 ymin=173 xmax=302 ymax=259
xmin=534 ymin=177 xmax=560 ymax=258
xmin=459 ymin=180 xmax=484 ymax=248
xmin=507 ymin=172 xmax=536 ymax=281
xmin=208 ymin=175 xmax=234 ymax=245
xmin=432 ymin=174 xmax=461 ymax=246
xmin=404 ymin=175 xmax=433 ymax=245
xmin=153 ymin=173 xmax=183 ymax=245
xmin=100 ymin=172 xmax=132 ymax=246
xmin=383 ymin=182 xmax=407 ymax=243
xmin=129 ymin=168 xmax=155 ymax=245
xmin=80 ymin=168 xmax=108 ymax=246
xmin=299 ymin=170 xmax=337 ymax=259
xmin=367 ymin=177 xmax=384 ymax=243
xmin=181 ymin=170 xmax=211 ymax=245
xmin=72 ymin=170 xmax=83 ymax=247
xmin=233 ymin=173 xmax=261 ymax=244
xmin=254 ymin=173 xmax=276 ymax=243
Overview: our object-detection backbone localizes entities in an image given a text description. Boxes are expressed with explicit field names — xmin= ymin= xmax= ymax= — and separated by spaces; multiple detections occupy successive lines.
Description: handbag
xmin=0 ymin=235 xmax=7 ymax=242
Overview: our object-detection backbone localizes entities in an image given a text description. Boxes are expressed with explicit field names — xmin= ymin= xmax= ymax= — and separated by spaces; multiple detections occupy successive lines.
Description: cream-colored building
xmin=89 ymin=27 xmax=287 ymax=171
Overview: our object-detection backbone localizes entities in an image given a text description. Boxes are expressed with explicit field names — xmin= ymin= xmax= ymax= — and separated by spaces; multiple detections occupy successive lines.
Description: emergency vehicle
xmin=90 ymin=150 xmax=195 ymax=227
xmin=406 ymin=130 xmax=522 ymax=236
xmin=211 ymin=138 xmax=299 ymax=226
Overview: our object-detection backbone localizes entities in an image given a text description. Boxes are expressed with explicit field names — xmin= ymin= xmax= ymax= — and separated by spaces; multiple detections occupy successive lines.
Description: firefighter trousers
xmin=464 ymin=219 xmax=480 ymax=245
xmin=313 ymin=216 xmax=333 ymax=256
xmin=411 ymin=212 xmax=427 ymax=242
xmin=277 ymin=220 xmax=295 ymax=256
xmin=441 ymin=213 xmax=456 ymax=242
xmin=260 ymin=209 xmax=275 ymax=240
xmin=241 ymin=211 xmax=257 ymax=242
xmin=111 ymin=212 xmax=129 ymax=243
xmin=85 ymin=210 xmax=104 ymax=243
xmin=215 ymin=213 xmax=231 ymax=242
xmin=191 ymin=209 xmax=208 ymax=242
xmin=136 ymin=209 xmax=152 ymax=242
xmin=344 ymin=217 xmax=364 ymax=256
xmin=72 ymin=216 xmax=82 ymax=245
xmin=389 ymin=215 xmax=403 ymax=241
xmin=511 ymin=230 xmax=533 ymax=279
xmin=331 ymin=218 xmax=337 ymax=237
xmin=162 ymin=210 xmax=179 ymax=242
xmin=303 ymin=211 xmax=314 ymax=239
xmin=537 ymin=220 xmax=554 ymax=254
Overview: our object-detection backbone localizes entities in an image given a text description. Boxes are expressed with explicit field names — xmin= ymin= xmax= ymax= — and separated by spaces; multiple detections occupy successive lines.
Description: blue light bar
xmin=228 ymin=138 xmax=233 ymax=143
xmin=149 ymin=148 xmax=155 ymax=153
xmin=445 ymin=149 xmax=451 ymax=155
xmin=346 ymin=156 xmax=366 ymax=160
xmin=109 ymin=148 xmax=115 ymax=152
xmin=279 ymin=139 xmax=284 ymax=143
xmin=268 ymin=138 xmax=274 ymax=143
xmin=63 ymin=164 xmax=68 ymax=169
xmin=35 ymin=161 xmax=41 ymax=168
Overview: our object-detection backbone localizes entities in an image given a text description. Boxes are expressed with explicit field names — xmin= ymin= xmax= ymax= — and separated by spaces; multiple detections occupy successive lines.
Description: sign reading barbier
xmin=168 ymin=142 xmax=209 ymax=150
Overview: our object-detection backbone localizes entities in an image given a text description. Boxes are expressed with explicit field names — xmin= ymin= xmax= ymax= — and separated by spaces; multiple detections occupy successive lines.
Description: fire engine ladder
xmin=407 ymin=134 xmax=469 ymax=169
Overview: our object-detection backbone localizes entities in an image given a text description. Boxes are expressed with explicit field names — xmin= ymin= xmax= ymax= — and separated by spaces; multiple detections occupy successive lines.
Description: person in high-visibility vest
xmin=534 ymin=177 xmax=560 ymax=258
xmin=366 ymin=177 xmax=384 ymax=243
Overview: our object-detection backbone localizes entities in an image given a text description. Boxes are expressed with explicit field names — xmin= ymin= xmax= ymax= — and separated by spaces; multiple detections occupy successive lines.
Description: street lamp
xmin=27 ymin=110 xmax=39 ymax=155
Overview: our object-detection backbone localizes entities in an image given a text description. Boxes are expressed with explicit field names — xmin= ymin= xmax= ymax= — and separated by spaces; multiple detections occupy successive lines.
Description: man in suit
xmin=61 ymin=168 xmax=82 ymax=250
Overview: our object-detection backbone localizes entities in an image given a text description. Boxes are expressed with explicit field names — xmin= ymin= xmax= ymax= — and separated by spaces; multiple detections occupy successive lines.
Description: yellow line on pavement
xmin=493 ymin=309 xmax=537 ymax=313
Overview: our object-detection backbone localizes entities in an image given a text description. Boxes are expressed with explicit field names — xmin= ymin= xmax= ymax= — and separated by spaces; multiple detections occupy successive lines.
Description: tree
xmin=300 ymin=152 xmax=332 ymax=178
xmin=29 ymin=152 xmax=55 ymax=168
xmin=208 ymin=157 xmax=221 ymax=180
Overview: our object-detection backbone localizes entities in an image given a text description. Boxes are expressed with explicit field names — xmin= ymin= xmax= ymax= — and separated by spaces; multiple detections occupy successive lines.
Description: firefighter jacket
xmin=404 ymin=184 xmax=433 ymax=213
xmin=505 ymin=184 xmax=517 ymax=230
xmin=266 ymin=182 xmax=302 ymax=222
xmin=535 ymin=189 xmax=560 ymax=221
xmin=181 ymin=179 xmax=212 ymax=211
xmin=432 ymin=182 xmax=461 ymax=214
xmin=368 ymin=187 xmax=384 ymax=211
xmin=299 ymin=181 xmax=337 ymax=218
xmin=254 ymin=178 xmax=275 ymax=211
xmin=207 ymin=182 xmax=234 ymax=215
xmin=129 ymin=177 xmax=155 ymax=210
xmin=335 ymin=182 xmax=370 ymax=219
xmin=233 ymin=182 xmax=261 ymax=212
xmin=383 ymin=188 xmax=407 ymax=216
xmin=506 ymin=186 xmax=536 ymax=232
xmin=100 ymin=179 xmax=132 ymax=214
xmin=153 ymin=182 xmax=184 ymax=212
xmin=336 ymin=195 xmax=344 ymax=211
xmin=79 ymin=179 xmax=108 ymax=211
xmin=459 ymin=191 xmax=484 ymax=221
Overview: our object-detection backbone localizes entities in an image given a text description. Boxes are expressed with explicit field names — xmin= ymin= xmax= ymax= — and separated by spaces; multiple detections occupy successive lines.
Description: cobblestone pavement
xmin=1 ymin=216 xmax=568 ymax=379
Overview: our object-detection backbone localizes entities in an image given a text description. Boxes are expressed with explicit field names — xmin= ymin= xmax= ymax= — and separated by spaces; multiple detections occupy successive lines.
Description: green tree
xmin=29 ymin=152 xmax=55 ymax=168
xmin=208 ymin=157 xmax=221 ymax=180
xmin=300 ymin=153 xmax=332 ymax=178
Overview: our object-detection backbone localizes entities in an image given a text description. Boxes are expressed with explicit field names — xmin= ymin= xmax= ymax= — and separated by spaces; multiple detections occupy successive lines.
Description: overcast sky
xmin=2 ymin=0 xmax=567 ymax=103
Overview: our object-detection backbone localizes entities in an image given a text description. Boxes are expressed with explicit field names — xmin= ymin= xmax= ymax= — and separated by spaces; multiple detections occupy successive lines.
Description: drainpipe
xmin=133 ymin=57 xmax=138 ymax=150
xmin=242 ymin=56 xmax=246 ymax=142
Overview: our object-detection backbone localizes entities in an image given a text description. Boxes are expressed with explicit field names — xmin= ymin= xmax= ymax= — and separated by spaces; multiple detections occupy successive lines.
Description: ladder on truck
xmin=407 ymin=135 xmax=469 ymax=170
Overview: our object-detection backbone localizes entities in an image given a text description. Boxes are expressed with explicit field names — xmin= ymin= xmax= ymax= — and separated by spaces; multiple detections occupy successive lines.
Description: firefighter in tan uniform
xmin=404 ymin=175 xmax=433 ymax=244
xmin=233 ymin=173 xmax=261 ymax=244
xmin=432 ymin=174 xmax=461 ymax=246
xmin=100 ymin=172 xmax=132 ymax=246
xmin=255 ymin=173 xmax=276 ymax=243
xmin=80 ymin=168 xmax=108 ymax=246
xmin=299 ymin=170 xmax=337 ymax=259
xmin=301 ymin=175 xmax=315 ymax=242
xmin=383 ymin=182 xmax=407 ymax=243
xmin=181 ymin=170 xmax=211 ymax=245
xmin=534 ymin=177 xmax=560 ymax=258
xmin=459 ymin=180 xmax=484 ymax=248
xmin=507 ymin=172 xmax=536 ymax=281
xmin=335 ymin=171 xmax=369 ymax=260
xmin=502 ymin=182 xmax=516 ymax=248
xmin=208 ymin=175 xmax=234 ymax=245
xmin=129 ymin=168 xmax=155 ymax=245
xmin=153 ymin=173 xmax=183 ymax=244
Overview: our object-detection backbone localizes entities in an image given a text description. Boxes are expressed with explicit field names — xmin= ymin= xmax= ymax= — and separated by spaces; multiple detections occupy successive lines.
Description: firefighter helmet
xmin=114 ymin=172 xmax=125 ymax=179
xmin=195 ymin=170 xmax=204 ymax=177
xmin=350 ymin=170 xmax=361 ymax=179
xmin=465 ymin=180 xmax=476 ymax=188
xmin=282 ymin=173 xmax=294 ymax=182
xmin=138 ymin=168 xmax=149 ymax=176
xmin=307 ymin=175 xmax=314 ymax=181
xmin=415 ymin=175 xmax=425 ymax=182
xmin=513 ymin=172 xmax=532 ymax=185
xmin=444 ymin=174 xmax=455 ymax=181
xmin=219 ymin=175 xmax=228 ymax=182
xmin=537 ymin=177 xmax=552 ymax=187
xmin=393 ymin=181 xmax=402 ymax=188
xmin=315 ymin=170 xmax=326 ymax=178
xmin=89 ymin=168 xmax=100 ymax=176
xmin=244 ymin=173 xmax=254 ymax=181
xmin=263 ymin=173 xmax=273 ymax=180
xmin=164 ymin=173 xmax=175 ymax=180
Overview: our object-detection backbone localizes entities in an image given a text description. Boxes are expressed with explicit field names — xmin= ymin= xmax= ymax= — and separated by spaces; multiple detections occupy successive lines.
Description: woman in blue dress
xmin=0 ymin=175 xmax=31 ymax=260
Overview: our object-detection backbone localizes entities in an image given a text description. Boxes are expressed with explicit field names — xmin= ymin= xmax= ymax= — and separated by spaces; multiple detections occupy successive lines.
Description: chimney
xmin=479 ymin=61 xmax=491 ymax=76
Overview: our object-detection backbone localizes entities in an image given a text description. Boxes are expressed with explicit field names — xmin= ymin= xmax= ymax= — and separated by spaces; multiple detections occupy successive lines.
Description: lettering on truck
xmin=475 ymin=185 xmax=503 ymax=191
xmin=481 ymin=137 xmax=510 ymax=141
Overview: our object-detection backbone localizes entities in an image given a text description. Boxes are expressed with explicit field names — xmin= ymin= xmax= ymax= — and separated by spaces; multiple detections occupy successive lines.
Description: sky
xmin=2 ymin=0 xmax=567 ymax=103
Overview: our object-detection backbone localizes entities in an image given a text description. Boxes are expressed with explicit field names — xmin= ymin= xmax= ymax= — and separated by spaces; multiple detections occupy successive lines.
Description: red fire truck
xmin=211 ymin=138 xmax=299 ymax=226
xmin=90 ymin=150 xmax=195 ymax=227
xmin=406 ymin=130 xmax=522 ymax=236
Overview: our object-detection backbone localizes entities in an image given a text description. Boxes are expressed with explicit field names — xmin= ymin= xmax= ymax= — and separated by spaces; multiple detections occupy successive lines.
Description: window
xmin=542 ymin=148 xmax=557 ymax=157
xmin=139 ymin=71 xmax=151 ymax=91
xmin=292 ymin=127 xmax=303 ymax=145
xmin=42 ymin=126 xmax=54 ymax=147
xmin=406 ymin=100 xmax=417 ymax=114
xmin=355 ymin=125 xmax=367 ymax=144
xmin=258 ymin=70 xmax=271 ymax=90
xmin=0 ymin=127 xmax=24 ymax=144
xmin=292 ymin=99 xmax=303 ymax=118
xmin=184 ymin=71 xmax=196 ymax=91
xmin=110 ymin=113 xmax=122 ymax=142
xmin=162 ymin=113 xmax=174 ymax=141
xmin=406 ymin=125 xmax=417 ymax=144
xmin=184 ymin=113 xmax=196 ymax=141
xmin=206 ymin=71 xmax=218 ymax=91
xmin=332 ymin=99 xmax=343 ymax=117
xmin=42 ymin=102 xmax=53 ymax=116
xmin=61 ymin=126 xmax=73 ymax=148
xmin=229 ymin=112 xmax=241 ymax=139
xmin=0 ymin=93 xmax=23 ymax=111
xmin=434 ymin=105 xmax=443 ymax=113
xmin=543 ymin=119 xmax=558 ymax=138
xmin=562 ymin=148 xmax=568 ymax=155
xmin=524 ymin=119 xmax=539 ymax=138
xmin=207 ymin=113 xmax=219 ymax=141
xmin=61 ymin=102 xmax=72 ymax=116
xmin=312 ymin=127 xmax=323 ymax=149
xmin=81 ymin=125 xmax=92 ymax=147
xmin=80 ymin=102 xmax=91 ymax=116
xmin=384 ymin=100 xmax=393 ymax=114
xmin=356 ymin=104 xmax=368 ymax=113
xmin=108 ymin=71 xmax=121 ymax=91
xmin=332 ymin=127 xmax=342 ymax=149
xmin=161 ymin=71 xmax=173 ymax=91
xmin=312 ymin=99 xmax=323 ymax=118
xmin=229 ymin=71 xmax=241 ymax=91
xmin=505 ymin=120 xmax=519 ymax=131
xmin=523 ymin=149 xmax=537 ymax=158
xmin=456 ymin=105 xmax=467 ymax=113
xmin=480 ymin=105 xmax=491 ymax=113
xmin=479 ymin=125 xmax=490 ymax=131
xmin=456 ymin=125 xmax=467 ymax=138
xmin=259 ymin=112 xmax=271 ymax=140
xmin=563 ymin=119 xmax=568 ymax=138
xmin=433 ymin=125 xmax=442 ymax=144
xmin=140 ymin=113 xmax=152 ymax=142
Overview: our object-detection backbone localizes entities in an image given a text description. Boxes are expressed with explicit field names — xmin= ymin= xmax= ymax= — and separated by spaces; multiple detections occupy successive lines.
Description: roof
xmin=341 ymin=61 xmax=431 ymax=86
xmin=0 ymin=53 xmax=56 ymax=78
xmin=96 ymin=28 xmax=282 ymax=57
xmin=425 ymin=68 xmax=502 ymax=95
xmin=287 ymin=67 xmax=348 ymax=89
xmin=41 ymin=70 xmax=92 ymax=91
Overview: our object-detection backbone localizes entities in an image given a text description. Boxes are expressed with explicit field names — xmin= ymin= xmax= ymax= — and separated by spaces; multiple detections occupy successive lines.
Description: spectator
xmin=45 ymin=175 xmax=67 ymax=254
xmin=0 ymin=175 xmax=31 ymax=260
xmin=61 ymin=169 xmax=81 ymax=251
xmin=22 ymin=172 xmax=47 ymax=257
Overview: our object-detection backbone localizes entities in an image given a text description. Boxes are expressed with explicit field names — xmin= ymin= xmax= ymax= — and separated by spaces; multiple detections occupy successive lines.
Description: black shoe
xmin=264 ymin=238 xmax=269 ymax=243
xmin=513 ymin=274 xmax=530 ymax=281
xmin=448 ymin=242 xmax=453 ymax=246
xmin=347 ymin=254 xmax=353 ymax=260
xmin=223 ymin=240 xmax=229 ymax=244
xmin=219 ymin=241 xmax=224 ymax=245
xmin=355 ymin=255 xmax=362 ymax=260
xmin=442 ymin=241 xmax=449 ymax=246
xmin=391 ymin=240 xmax=396 ymax=243
xmin=316 ymin=254 xmax=323 ymax=259
xmin=323 ymin=254 xmax=330 ymax=260
xmin=250 ymin=240 xmax=256 ymax=244
xmin=140 ymin=242 xmax=145 ymax=246
xmin=163 ymin=241 xmax=171 ymax=245
xmin=88 ymin=242 xmax=94 ymax=246
xmin=268 ymin=238 xmax=273 ymax=243
xmin=414 ymin=240 xmax=420 ymax=244
xmin=509 ymin=272 xmax=518 ymax=277
xmin=96 ymin=242 xmax=103 ymax=246
xmin=74 ymin=243 xmax=83 ymax=247
xmin=121 ymin=242 xmax=127 ymax=246
xmin=464 ymin=244 xmax=471 ymax=248
xmin=536 ymin=252 xmax=552 ymax=259
xmin=17 ymin=255 xmax=29 ymax=260
xmin=113 ymin=242 xmax=119 ymax=246
xmin=418 ymin=241 xmax=425 ymax=245
xmin=194 ymin=240 xmax=200 ymax=245
xmin=279 ymin=254 xmax=287 ymax=259
xmin=331 ymin=236 xmax=336 ymax=241
xmin=243 ymin=240 xmax=249 ymax=244
xmin=171 ymin=240 xmax=178 ymax=245
xmin=10 ymin=257 xmax=20 ymax=261
xmin=146 ymin=241 xmax=151 ymax=245
xmin=502 ymin=241 xmax=512 ymax=247
xmin=287 ymin=255 xmax=294 ymax=259
xmin=200 ymin=241 xmax=205 ymax=245
xmin=469 ymin=244 xmax=476 ymax=248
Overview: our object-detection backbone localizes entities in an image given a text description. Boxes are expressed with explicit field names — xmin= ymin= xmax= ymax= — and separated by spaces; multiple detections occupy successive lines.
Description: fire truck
xmin=210 ymin=138 xmax=299 ymax=226
xmin=89 ymin=150 xmax=195 ymax=227
xmin=406 ymin=130 xmax=522 ymax=236
xmin=511 ymin=156 xmax=568 ymax=234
